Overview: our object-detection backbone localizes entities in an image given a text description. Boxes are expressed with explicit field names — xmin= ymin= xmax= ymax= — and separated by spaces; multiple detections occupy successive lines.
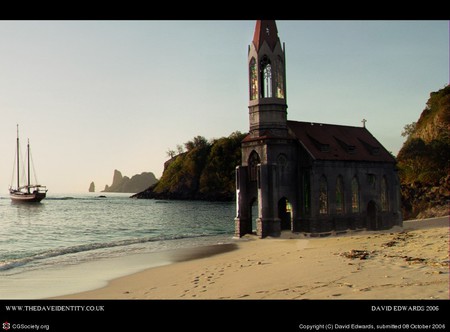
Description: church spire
xmin=252 ymin=20 xmax=280 ymax=52
xmin=248 ymin=20 xmax=287 ymax=138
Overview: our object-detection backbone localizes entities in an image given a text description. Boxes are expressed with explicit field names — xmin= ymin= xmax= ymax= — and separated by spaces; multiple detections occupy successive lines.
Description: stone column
xmin=257 ymin=163 xmax=281 ymax=238
xmin=234 ymin=166 xmax=252 ymax=237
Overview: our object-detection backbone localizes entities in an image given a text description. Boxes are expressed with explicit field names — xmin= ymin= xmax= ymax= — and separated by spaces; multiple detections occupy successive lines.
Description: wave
xmin=46 ymin=194 xmax=128 ymax=201
xmin=46 ymin=196 xmax=108 ymax=201
xmin=46 ymin=197 xmax=75 ymax=200
xmin=0 ymin=233 xmax=221 ymax=272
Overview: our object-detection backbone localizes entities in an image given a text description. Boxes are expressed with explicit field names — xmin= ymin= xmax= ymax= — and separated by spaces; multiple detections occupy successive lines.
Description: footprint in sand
xmin=358 ymin=287 xmax=371 ymax=292
xmin=339 ymin=283 xmax=353 ymax=288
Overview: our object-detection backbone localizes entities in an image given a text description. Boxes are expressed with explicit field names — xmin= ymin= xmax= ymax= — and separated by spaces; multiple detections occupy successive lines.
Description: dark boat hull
xmin=10 ymin=191 xmax=47 ymax=203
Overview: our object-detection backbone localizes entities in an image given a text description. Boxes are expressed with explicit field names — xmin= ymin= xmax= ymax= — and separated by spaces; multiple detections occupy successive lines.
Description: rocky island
xmin=102 ymin=170 xmax=158 ymax=194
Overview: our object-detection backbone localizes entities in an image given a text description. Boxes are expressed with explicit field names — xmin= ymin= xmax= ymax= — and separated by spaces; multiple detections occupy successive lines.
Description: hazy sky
xmin=0 ymin=20 xmax=448 ymax=194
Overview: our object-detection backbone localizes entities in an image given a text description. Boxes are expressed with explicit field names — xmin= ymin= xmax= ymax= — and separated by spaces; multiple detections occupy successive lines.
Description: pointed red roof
xmin=252 ymin=20 xmax=280 ymax=51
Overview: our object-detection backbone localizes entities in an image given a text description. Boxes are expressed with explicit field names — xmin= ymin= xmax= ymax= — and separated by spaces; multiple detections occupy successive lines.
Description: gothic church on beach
xmin=235 ymin=20 xmax=402 ymax=238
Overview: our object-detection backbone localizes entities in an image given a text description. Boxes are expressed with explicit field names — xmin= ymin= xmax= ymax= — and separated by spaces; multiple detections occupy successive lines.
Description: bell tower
xmin=248 ymin=20 xmax=287 ymax=138
xmin=235 ymin=20 xmax=292 ymax=239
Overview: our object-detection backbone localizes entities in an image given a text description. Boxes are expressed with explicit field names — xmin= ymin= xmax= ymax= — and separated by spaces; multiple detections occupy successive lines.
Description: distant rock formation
xmin=102 ymin=169 xmax=158 ymax=193
xmin=88 ymin=181 xmax=95 ymax=192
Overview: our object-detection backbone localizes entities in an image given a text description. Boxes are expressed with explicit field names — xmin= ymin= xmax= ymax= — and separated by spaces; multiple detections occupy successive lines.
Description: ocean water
xmin=0 ymin=193 xmax=236 ymax=277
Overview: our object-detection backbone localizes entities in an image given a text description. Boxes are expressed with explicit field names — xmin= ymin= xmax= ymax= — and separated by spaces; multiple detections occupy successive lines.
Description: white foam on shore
xmin=0 ymin=251 xmax=172 ymax=299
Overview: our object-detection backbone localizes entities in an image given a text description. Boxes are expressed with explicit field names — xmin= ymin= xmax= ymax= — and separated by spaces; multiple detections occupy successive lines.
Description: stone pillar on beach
xmin=256 ymin=164 xmax=281 ymax=238
xmin=234 ymin=165 xmax=253 ymax=237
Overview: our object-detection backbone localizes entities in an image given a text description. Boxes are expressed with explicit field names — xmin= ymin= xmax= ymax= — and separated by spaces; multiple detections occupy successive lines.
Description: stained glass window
xmin=351 ymin=177 xmax=360 ymax=213
xmin=249 ymin=58 xmax=258 ymax=100
xmin=319 ymin=176 xmax=328 ymax=215
xmin=276 ymin=56 xmax=285 ymax=99
xmin=381 ymin=176 xmax=388 ymax=211
xmin=261 ymin=56 xmax=272 ymax=98
xmin=336 ymin=176 xmax=344 ymax=214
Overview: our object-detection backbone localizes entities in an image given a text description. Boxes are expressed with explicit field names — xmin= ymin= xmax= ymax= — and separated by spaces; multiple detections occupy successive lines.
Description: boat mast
xmin=16 ymin=125 xmax=20 ymax=190
xmin=27 ymin=139 xmax=31 ymax=193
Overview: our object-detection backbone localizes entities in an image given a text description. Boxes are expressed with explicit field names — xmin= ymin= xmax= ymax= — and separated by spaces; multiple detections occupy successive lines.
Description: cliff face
xmin=103 ymin=170 xmax=158 ymax=194
xmin=132 ymin=132 xmax=246 ymax=201
xmin=412 ymin=86 xmax=450 ymax=143
xmin=397 ymin=85 xmax=450 ymax=219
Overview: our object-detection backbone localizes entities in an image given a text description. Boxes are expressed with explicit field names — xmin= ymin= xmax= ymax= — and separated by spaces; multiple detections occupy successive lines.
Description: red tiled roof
xmin=287 ymin=120 xmax=396 ymax=163
xmin=252 ymin=20 xmax=279 ymax=52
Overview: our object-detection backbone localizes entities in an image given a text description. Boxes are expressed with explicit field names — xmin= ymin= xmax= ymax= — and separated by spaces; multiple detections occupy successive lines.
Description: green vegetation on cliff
xmin=132 ymin=131 xmax=246 ymax=201
xmin=397 ymin=85 xmax=450 ymax=219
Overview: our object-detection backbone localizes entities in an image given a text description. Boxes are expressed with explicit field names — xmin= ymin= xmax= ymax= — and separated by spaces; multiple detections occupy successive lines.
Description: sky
xmin=0 ymin=20 xmax=448 ymax=194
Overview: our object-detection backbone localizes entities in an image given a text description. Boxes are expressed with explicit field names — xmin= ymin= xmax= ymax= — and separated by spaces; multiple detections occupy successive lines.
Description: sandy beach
xmin=56 ymin=216 xmax=449 ymax=300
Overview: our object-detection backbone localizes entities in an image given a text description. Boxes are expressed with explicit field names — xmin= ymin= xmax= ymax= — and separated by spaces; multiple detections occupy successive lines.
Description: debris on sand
xmin=382 ymin=231 xmax=414 ymax=248
xmin=341 ymin=249 xmax=374 ymax=260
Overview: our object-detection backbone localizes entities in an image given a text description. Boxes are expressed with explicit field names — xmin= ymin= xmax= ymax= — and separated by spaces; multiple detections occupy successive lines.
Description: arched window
xmin=381 ymin=176 xmax=389 ymax=211
xmin=303 ymin=171 xmax=311 ymax=215
xmin=336 ymin=176 xmax=344 ymax=214
xmin=276 ymin=56 xmax=285 ymax=99
xmin=248 ymin=151 xmax=260 ymax=182
xmin=278 ymin=197 xmax=292 ymax=231
xmin=351 ymin=176 xmax=360 ymax=213
xmin=260 ymin=56 xmax=272 ymax=98
xmin=277 ymin=154 xmax=287 ymax=167
xmin=319 ymin=175 xmax=328 ymax=215
xmin=249 ymin=57 xmax=258 ymax=100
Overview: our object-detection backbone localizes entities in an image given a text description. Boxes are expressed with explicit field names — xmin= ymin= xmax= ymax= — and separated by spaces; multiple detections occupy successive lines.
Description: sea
xmin=0 ymin=193 xmax=236 ymax=298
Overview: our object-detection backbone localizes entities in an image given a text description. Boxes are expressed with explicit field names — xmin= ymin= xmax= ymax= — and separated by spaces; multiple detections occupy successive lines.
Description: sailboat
xmin=9 ymin=125 xmax=48 ymax=203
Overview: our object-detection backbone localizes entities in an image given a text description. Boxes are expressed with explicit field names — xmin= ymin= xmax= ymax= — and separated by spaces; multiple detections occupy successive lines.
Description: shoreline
xmin=56 ymin=216 xmax=449 ymax=300
xmin=0 ymin=243 xmax=237 ymax=300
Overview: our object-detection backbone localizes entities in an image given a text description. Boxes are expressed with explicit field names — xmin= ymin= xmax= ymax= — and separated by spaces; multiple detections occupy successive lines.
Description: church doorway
xmin=367 ymin=200 xmax=378 ymax=230
xmin=278 ymin=197 xmax=293 ymax=231
xmin=250 ymin=197 xmax=258 ymax=233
